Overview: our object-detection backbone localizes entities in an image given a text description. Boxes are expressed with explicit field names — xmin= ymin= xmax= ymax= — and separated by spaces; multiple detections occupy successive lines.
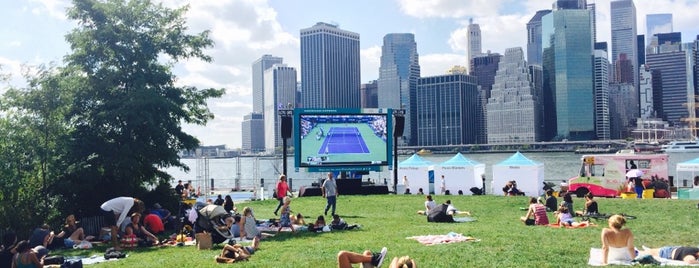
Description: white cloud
xmin=398 ymin=0 xmax=505 ymax=18
xmin=419 ymin=53 xmax=467 ymax=77
xmin=29 ymin=0 xmax=70 ymax=20
xmin=360 ymin=45 xmax=382 ymax=82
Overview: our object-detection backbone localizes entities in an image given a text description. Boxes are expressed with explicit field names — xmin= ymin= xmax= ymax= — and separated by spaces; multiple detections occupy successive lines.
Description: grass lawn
xmin=57 ymin=194 xmax=699 ymax=267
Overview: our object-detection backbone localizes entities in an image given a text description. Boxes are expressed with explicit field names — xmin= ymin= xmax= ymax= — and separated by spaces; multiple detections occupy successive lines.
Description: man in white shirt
xmin=100 ymin=197 xmax=144 ymax=250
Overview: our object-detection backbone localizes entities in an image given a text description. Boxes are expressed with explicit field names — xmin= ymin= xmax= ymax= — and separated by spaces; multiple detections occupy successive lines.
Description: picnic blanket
xmin=406 ymin=232 xmax=479 ymax=246
xmin=588 ymin=248 xmax=698 ymax=266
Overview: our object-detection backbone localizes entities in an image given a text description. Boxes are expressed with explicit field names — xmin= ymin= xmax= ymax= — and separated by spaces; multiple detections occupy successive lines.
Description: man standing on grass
xmin=322 ymin=172 xmax=338 ymax=216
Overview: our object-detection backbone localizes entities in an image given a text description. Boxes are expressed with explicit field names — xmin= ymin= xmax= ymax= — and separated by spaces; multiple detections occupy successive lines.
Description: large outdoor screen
xmin=294 ymin=108 xmax=393 ymax=172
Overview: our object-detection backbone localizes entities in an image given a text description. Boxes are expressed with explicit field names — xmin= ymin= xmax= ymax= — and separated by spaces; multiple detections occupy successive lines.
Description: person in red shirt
xmin=143 ymin=211 xmax=164 ymax=235
xmin=273 ymin=175 xmax=290 ymax=216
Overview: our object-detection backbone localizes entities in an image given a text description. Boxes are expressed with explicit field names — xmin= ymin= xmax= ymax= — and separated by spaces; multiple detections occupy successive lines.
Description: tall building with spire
xmin=486 ymin=47 xmax=540 ymax=143
xmin=467 ymin=19 xmax=482 ymax=73
xmin=377 ymin=33 xmax=420 ymax=145
xmin=300 ymin=22 xmax=360 ymax=108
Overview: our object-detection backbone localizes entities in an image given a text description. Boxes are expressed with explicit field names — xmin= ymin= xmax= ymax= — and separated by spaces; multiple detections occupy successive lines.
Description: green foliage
xmin=57 ymin=0 xmax=223 ymax=215
xmin=0 ymin=0 xmax=223 ymax=233
xmin=49 ymin=195 xmax=699 ymax=267
xmin=0 ymin=64 xmax=72 ymax=236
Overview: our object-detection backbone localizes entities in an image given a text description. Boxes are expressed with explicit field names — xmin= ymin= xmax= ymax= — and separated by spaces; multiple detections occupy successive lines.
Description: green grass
xmin=56 ymin=195 xmax=699 ymax=267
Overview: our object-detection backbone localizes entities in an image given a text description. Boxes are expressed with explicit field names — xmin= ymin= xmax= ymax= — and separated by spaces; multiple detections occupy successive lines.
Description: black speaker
xmin=393 ymin=116 xmax=405 ymax=137
xmin=281 ymin=117 xmax=292 ymax=138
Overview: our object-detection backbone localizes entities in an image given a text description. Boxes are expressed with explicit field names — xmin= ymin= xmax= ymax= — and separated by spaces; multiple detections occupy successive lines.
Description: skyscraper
xmin=264 ymin=64 xmax=297 ymax=152
xmin=486 ymin=47 xmax=540 ymax=143
xmin=360 ymin=80 xmax=378 ymax=108
xmin=241 ymin=113 xmax=265 ymax=153
xmin=526 ymin=10 xmax=552 ymax=66
xmin=639 ymin=64 xmax=654 ymax=119
xmin=416 ymin=74 xmax=479 ymax=146
xmin=377 ymin=33 xmax=420 ymax=145
xmin=300 ymin=22 xmax=360 ymax=108
xmin=646 ymin=14 xmax=673 ymax=46
xmin=646 ymin=48 xmax=690 ymax=125
xmin=610 ymin=0 xmax=638 ymax=87
xmin=470 ymin=53 xmax=501 ymax=144
xmin=542 ymin=7 xmax=595 ymax=140
xmin=467 ymin=19 xmax=482 ymax=72
xmin=593 ymin=49 xmax=610 ymax=140
xmin=252 ymin=55 xmax=283 ymax=114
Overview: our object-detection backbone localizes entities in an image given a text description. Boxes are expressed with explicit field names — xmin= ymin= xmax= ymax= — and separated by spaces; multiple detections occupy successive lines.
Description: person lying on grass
xmin=215 ymin=244 xmax=251 ymax=263
xmin=640 ymin=246 xmax=699 ymax=265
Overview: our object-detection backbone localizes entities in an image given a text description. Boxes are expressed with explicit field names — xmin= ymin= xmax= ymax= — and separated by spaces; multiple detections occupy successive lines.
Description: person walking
xmin=322 ymin=172 xmax=338 ymax=216
xmin=273 ymin=174 xmax=290 ymax=216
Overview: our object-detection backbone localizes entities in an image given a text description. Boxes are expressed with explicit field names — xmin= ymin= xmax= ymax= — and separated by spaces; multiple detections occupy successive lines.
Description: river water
xmin=163 ymin=152 xmax=697 ymax=198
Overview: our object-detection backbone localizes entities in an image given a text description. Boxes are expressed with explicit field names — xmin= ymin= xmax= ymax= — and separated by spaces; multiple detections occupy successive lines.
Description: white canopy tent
xmin=677 ymin=157 xmax=699 ymax=188
xmin=434 ymin=153 xmax=485 ymax=195
xmin=397 ymin=154 xmax=433 ymax=195
xmin=492 ymin=152 xmax=545 ymax=197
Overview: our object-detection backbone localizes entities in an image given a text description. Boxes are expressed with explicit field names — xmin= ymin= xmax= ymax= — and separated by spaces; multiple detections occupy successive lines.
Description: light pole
xmin=278 ymin=109 xmax=293 ymax=177
xmin=392 ymin=109 xmax=405 ymax=194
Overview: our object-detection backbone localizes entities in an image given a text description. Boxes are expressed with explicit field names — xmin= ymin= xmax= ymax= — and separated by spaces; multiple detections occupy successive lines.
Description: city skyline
xmin=2 ymin=0 xmax=699 ymax=147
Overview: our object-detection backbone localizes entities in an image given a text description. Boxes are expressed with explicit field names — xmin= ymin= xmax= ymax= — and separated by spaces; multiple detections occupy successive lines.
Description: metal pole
xmin=393 ymin=133 xmax=398 ymax=194
xmin=282 ymin=137 xmax=288 ymax=177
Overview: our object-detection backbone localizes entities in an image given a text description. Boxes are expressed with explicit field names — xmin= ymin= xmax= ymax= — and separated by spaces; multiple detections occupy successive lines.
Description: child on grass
xmin=277 ymin=197 xmax=295 ymax=233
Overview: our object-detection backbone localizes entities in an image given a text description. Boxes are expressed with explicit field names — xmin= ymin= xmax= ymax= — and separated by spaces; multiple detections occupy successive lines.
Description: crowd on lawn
xmin=6 ymin=173 xmax=697 ymax=268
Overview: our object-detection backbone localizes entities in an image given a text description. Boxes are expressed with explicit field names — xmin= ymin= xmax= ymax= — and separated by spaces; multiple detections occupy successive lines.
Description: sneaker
xmin=370 ymin=247 xmax=387 ymax=267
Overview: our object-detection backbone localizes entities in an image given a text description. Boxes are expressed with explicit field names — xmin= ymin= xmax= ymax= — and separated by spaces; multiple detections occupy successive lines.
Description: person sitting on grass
xmin=239 ymin=207 xmax=272 ymax=247
xmin=544 ymin=189 xmax=558 ymax=212
xmin=54 ymin=214 xmax=87 ymax=248
xmin=125 ymin=212 xmax=159 ymax=247
xmin=337 ymin=247 xmax=387 ymax=268
xmin=600 ymin=214 xmax=635 ymax=265
xmin=11 ymin=240 xmax=44 ymax=268
xmin=416 ymin=195 xmax=437 ymax=215
xmin=575 ymin=193 xmax=599 ymax=216
xmin=521 ymin=197 xmax=549 ymax=226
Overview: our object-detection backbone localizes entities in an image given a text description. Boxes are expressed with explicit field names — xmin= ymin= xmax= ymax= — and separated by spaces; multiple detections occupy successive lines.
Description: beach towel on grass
xmin=453 ymin=217 xmax=476 ymax=223
xmin=548 ymin=222 xmax=596 ymax=228
xmin=406 ymin=232 xmax=479 ymax=246
xmin=588 ymin=248 xmax=698 ymax=266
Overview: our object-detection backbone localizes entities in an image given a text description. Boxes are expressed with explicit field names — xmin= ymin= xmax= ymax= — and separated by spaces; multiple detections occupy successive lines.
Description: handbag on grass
xmin=195 ymin=232 xmax=212 ymax=250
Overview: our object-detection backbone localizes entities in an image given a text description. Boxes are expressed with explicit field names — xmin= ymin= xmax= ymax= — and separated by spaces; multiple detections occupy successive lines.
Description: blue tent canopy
xmin=440 ymin=153 xmax=482 ymax=166
xmin=494 ymin=151 xmax=541 ymax=166
xmin=398 ymin=154 xmax=433 ymax=167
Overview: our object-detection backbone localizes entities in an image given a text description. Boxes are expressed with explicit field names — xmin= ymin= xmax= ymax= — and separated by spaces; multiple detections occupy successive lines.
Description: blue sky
xmin=1 ymin=0 xmax=699 ymax=148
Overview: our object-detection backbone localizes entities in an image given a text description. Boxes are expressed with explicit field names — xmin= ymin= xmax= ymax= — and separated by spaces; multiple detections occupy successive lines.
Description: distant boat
xmin=662 ymin=140 xmax=699 ymax=153
xmin=416 ymin=149 xmax=432 ymax=155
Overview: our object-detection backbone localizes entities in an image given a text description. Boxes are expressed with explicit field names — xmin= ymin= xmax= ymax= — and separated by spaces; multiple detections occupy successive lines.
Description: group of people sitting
xmin=0 ymin=214 xmax=94 ymax=267
xmin=520 ymin=191 xmax=598 ymax=227
xmin=416 ymin=195 xmax=470 ymax=223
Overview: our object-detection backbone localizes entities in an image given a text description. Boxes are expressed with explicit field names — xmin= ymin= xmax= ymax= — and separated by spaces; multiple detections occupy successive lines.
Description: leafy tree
xmin=0 ymin=64 xmax=72 ymax=234
xmin=58 ymin=0 xmax=223 ymax=215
